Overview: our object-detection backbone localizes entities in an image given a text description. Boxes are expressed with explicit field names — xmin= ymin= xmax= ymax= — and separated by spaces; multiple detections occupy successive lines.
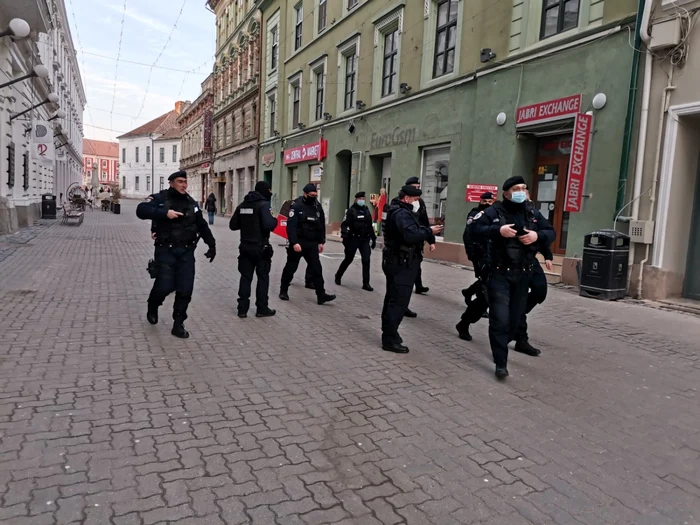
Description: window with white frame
xmin=270 ymin=26 xmax=279 ymax=70
xmin=289 ymin=74 xmax=302 ymax=130
xmin=310 ymin=59 xmax=326 ymax=123
xmin=172 ymin=145 xmax=177 ymax=162
xmin=540 ymin=0 xmax=580 ymax=39
xmin=433 ymin=0 xmax=458 ymax=78
xmin=337 ymin=38 xmax=359 ymax=113
xmin=294 ymin=4 xmax=303 ymax=51
xmin=382 ymin=30 xmax=398 ymax=97
xmin=267 ymin=91 xmax=277 ymax=137
xmin=372 ymin=7 xmax=403 ymax=102
xmin=348 ymin=0 xmax=359 ymax=11
xmin=318 ymin=0 xmax=327 ymax=34
xmin=135 ymin=147 xmax=140 ymax=163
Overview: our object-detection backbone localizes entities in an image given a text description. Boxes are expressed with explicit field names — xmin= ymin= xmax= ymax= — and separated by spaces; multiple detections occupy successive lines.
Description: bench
xmin=61 ymin=203 xmax=84 ymax=226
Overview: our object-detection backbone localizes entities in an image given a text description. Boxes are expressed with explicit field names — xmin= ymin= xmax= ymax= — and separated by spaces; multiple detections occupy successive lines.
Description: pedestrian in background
xmin=205 ymin=193 xmax=217 ymax=225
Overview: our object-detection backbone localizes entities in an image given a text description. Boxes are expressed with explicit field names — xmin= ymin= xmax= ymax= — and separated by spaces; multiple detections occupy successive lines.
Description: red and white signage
xmin=466 ymin=184 xmax=499 ymax=203
xmin=516 ymin=94 xmax=582 ymax=127
xmin=283 ymin=139 xmax=328 ymax=165
xmin=564 ymin=113 xmax=593 ymax=213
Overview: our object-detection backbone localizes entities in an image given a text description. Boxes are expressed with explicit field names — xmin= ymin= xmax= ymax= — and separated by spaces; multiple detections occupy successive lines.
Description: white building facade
xmin=0 ymin=0 xmax=85 ymax=234
xmin=118 ymin=104 xmax=183 ymax=199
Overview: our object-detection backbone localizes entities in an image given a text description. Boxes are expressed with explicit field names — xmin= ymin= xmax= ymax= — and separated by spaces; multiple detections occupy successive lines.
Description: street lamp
xmin=48 ymin=109 xmax=66 ymax=121
xmin=0 ymin=63 xmax=49 ymax=90
xmin=10 ymin=93 xmax=59 ymax=120
xmin=0 ymin=18 xmax=31 ymax=39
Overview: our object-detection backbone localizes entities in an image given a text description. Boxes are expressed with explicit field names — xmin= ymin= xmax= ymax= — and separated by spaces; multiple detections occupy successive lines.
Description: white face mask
xmin=412 ymin=201 xmax=420 ymax=213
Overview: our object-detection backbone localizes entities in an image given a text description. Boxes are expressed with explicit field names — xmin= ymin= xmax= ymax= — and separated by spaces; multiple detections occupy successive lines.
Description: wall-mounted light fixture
xmin=0 ymin=19 xmax=31 ymax=40
xmin=10 ymin=92 xmax=59 ymax=120
xmin=48 ymin=109 xmax=67 ymax=122
xmin=297 ymin=123 xmax=305 ymax=130
xmin=399 ymin=83 xmax=411 ymax=95
xmin=356 ymin=100 xmax=366 ymax=110
xmin=496 ymin=112 xmax=507 ymax=126
xmin=323 ymin=112 xmax=332 ymax=121
xmin=592 ymin=93 xmax=607 ymax=110
xmin=0 ymin=64 xmax=49 ymax=90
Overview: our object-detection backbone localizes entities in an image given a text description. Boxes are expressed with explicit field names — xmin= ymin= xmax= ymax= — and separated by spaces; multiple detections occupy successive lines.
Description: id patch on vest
xmin=289 ymin=210 xmax=295 ymax=217
xmin=194 ymin=206 xmax=200 ymax=213
xmin=473 ymin=211 xmax=484 ymax=221
xmin=240 ymin=208 xmax=254 ymax=215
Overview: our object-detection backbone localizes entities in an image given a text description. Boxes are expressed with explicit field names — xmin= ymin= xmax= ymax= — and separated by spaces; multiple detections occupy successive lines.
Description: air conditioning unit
xmin=629 ymin=220 xmax=655 ymax=244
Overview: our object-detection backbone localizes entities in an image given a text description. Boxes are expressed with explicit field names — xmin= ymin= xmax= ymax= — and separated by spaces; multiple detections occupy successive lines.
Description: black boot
xmin=404 ymin=309 xmax=417 ymax=318
xmin=256 ymin=308 xmax=276 ymax=318
xmin=514 ymin=339 xmax=541 ymax=356
xmin=382 ymin=342 xmax=409 ymax=354
xmin=456 ymin=323 xmax=472 ymax=341
xmin=362 ymin=283 xmax=373 ymax=292
xmin=415 ymin=286 xmax=429 ymax=294
xmin=335 ymin=274 xmax=342 ymax=286
xmin=495 ymin=366 xmax=509 ymax=380
xmin=171 ymin=321 xmax=190 ymax=339
xmin=146 ymin=304 xmax=159 ymax=325
xmin=318 ymin=293 xmax=336 ymax=305
xmin=279 ymin=289 xmax=289 ymax=301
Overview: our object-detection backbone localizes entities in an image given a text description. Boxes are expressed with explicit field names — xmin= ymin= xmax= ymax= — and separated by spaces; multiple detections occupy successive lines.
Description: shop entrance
xmin=683 ymin=167 xmax=700 ymax=300
xmin=532 ymin=135 xmax=572 ymax=254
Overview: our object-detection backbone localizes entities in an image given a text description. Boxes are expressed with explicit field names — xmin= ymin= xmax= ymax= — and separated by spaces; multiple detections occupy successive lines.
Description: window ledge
xmin=511 ymin=27 xmax=579 ymax=57
xmin=423 ymin=71 xmax=457 ymax=90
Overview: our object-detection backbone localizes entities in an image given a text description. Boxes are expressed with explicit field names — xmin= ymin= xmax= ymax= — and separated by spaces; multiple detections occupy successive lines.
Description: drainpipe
xmin=616 ymin=0 xmax=650 ymax=217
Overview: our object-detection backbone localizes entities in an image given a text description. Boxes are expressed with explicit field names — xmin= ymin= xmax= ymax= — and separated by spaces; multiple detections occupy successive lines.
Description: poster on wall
xmin=31 ymin=120 xmax=55 ymax=164
xmin=310 ymin=165 xmax=323 ymax=182
xmin=465 ymin=184 xmax=499 ymax=203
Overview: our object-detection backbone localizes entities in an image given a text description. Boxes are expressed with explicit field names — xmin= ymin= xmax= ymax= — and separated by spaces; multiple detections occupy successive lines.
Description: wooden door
xmin=531 ymin=156 xmax=570 ymax=255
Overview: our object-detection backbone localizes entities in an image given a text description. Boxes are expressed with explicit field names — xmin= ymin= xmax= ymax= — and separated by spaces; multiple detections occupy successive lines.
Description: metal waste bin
xmin=41 ymin=193 xmax=56 ymax=219
xmin=580 ymin=229 xmax=629 ymax=301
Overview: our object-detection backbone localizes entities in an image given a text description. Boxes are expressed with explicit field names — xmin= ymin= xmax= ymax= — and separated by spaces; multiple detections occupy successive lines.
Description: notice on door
xmin=564 ymin=113 xmax=593 ymax=212
xmin=466 ymin=184 xmax=499 ymax=203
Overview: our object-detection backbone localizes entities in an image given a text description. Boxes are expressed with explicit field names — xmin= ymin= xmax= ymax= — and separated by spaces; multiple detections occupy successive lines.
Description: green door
xmin=683 ymin=170 xmax=700 ymax=300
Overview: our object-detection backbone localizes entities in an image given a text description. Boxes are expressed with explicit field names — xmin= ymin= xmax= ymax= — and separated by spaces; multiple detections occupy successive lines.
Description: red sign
xmin=516 ymin=94 xmax=582 ymax=127
xmin=564 ymin=113 xmax=593 ymax=212
xmin=283 ymin=139 xmax=328 ymax=165
xmin=203 ymin=109 xmax=213 ymax=153
xmin=200 ymin=163 xmax=210 ymax=169
xmin=466 ymin=184 xmax=499 ymax=203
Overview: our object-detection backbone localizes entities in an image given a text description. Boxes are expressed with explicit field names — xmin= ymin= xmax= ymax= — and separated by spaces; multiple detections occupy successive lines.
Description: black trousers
xmin=281 ymin=241 xmax=325 ymax=297
xmin=414 ymin=252 xmax=425 ymax=289
xmin=381 ymin=255 xmax=419 ymax=345
xmin=336 ymin=237 xmax=372 ymax=285
xmin=487 ymin=270 xmax=531 ymax=368
xmin=237 ymin=244 xmax=272 ymax=313
xmin=457 ymin=279 xmax=489 ymax=333
xmin=148 ymin=246 xmax=196 ymax=322
xmin=515 ymin=262 xmax=548 ymax=343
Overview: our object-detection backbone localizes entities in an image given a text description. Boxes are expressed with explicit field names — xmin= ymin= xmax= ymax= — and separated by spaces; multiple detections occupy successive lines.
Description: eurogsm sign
xmin=564 ymin=113 xmax=593 ymax=212
xmin=516 ymin=94 xmax=582 ymax=127
xmin=283 ymin=139 xmax=328 ymax=165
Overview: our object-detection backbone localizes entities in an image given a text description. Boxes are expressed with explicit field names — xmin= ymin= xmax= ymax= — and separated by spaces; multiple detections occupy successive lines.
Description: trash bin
xmin=580 ymin=229 xmax=630 ymax=301
xmin=41 ymin=193 xmax=56 ymax=219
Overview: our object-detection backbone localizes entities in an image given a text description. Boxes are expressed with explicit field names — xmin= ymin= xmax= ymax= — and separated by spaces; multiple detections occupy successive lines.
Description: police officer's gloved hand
xmin=205 ymin=246 xmax=216 ymax=263
xmin=371 ymin=239 xmax=377 ymax=250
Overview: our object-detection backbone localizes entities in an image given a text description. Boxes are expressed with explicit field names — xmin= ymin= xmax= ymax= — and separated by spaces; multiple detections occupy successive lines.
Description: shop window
xmin=540 ymin=0 xmax=580 ymax=40
xmin=420 ymin=145 xmax=451 ymax=232
xmin=294 ymin=4 xmax=303 ymax=51
xmin=290 ymin=167 xmax=298 ymax=198
xmin=433 ymin=0 xmax=458 ymax=79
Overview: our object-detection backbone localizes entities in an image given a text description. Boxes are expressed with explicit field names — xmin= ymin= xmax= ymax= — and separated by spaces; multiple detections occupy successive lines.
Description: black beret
xmin=480 ymin=191 xmax=494 ymax=199
xmin=303 ymin=183 xmax=317 ymax=193
xmin=168 ymin=170 xmax=187 ymax=181
xmin=502 ymin=176 xmax=526 ymax=191
xmin=405 ymin=176 xmax=420 ymax=185
xmin=402 ymin=185 xmax=422 ymax=197
xmin=355 ymin=191 xmax=365 ymax=198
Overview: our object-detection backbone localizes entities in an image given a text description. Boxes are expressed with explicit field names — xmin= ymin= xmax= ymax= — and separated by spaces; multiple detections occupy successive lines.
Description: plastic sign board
xmin=516 ymin=94 xmax=583 ymax=127
xmin=283 ymin=139 xmax=328 ymax=165
xmin=564 ymin=113 xmax=593 ymax=213
xmin=466 ymin=184 xmax=499 ymax=203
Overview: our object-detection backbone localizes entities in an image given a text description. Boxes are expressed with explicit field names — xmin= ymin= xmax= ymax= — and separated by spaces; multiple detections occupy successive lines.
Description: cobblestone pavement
xmin=0 ymin=201 xmax=698 ymax=525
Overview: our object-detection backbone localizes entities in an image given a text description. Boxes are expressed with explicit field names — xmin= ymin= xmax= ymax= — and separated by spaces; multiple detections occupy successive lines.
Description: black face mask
xmin=303 ymin=196 xmax=316 ymax=205
xmin=478 ymin=203 xmax=490 ymax=211
xmin=261 ymin=190 xmax=273 ymax=201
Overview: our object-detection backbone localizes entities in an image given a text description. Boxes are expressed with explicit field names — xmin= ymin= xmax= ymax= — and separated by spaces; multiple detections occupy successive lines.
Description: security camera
xmin=348 ymin=120 xmax=355 ymax=134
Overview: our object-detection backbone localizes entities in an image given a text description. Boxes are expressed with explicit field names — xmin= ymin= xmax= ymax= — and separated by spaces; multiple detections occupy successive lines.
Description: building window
xmin=310 ymin=60 xmax=326 ymax=123
xmin=146 ymin=176 xmax=151 ymax=192
xmin=121 ymin=148 xmax=126 ymax=162
xmin=382 ymin=29 xmax=398 ymax=97
xmin=135 ymin=147 xmax=140 ymax=163
xmin=146 ymin=146 xmax=151 ymax=163
xmin=294 ymin=4 xmax=303 ymax=51
xmin=135 ymin=176 xmax=140 ymax=191
xmin=292 ymin=84 xmax=301 ymax=128
xmin=159 ymin=176 xmax=164 ymax=190
xmin=344 ymin=49 xmax=358 ymax=111
xmin=268 ymin=91 xmax=276 ymax=137
xmin=159 ymin=147 xmax=165 ymax=163
xmin=172 ymin=145 xmax=177 ymax=162
xmin=270 ymin=26 xmax=279 ymax=70
xmin=122 ymin=176 xmax=126 ymax=189
xmin=318 ymin=0 xmax=327 ymax=33
xmin=540 ymin=0 xmax=580 ymax=39
xmin=224 ymin=119 xmax=229 ymax=145
xmin=421 ymin=145 xmax=451 ymax=234
xmin=348 ymin=0 xmax=358 ymax=10
xmin=433 ymin=0 xmax=458 ymax=78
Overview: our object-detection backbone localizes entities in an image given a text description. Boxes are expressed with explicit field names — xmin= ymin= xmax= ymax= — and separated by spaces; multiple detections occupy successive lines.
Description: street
xmin=0 ymin=201 xmax=698 ymax=525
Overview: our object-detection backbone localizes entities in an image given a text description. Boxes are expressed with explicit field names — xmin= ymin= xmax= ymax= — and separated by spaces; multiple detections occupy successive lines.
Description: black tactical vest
xmin=296 ymin=200 xmax=324 ymax=242
xmin=158 ymin=190 xmax=199 ymax=244
xmin=490 ymin=201 xmax=538 ymax=267
xmin=346 ymin=205 xmax=372 ymax=238
xmin=383 ymin=203 xmax=421 ymax=253
xmin=238 ymin=200 xmax=265 ymax=244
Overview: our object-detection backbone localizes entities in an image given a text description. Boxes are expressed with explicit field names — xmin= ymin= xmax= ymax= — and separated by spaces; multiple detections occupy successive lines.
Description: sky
xmin=65 ymin=0 xmax=216 ymax=142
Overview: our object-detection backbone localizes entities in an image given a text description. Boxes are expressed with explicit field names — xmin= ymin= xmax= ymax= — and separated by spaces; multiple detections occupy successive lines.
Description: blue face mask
xmin=510 ymin=191 xmax=527 ymax=204
xmin=357 ymin=200 xmax=365 ymax=207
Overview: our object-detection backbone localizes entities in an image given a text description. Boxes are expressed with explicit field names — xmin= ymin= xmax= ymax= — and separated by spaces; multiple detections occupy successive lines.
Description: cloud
xmin=103 ymin=1 xmax=172 ymax=33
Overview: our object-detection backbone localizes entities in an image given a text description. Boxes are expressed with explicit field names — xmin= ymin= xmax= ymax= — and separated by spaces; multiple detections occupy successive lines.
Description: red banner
xmin=203 ymin=110 xmax=213 ymax=153
xmin=516 ymin=94 xmax=582 ymax=127
xmin=283 ymin=139 xmax=328 ymax=165
xmin=564 ymin=113 xmax=593 ymax=212
xmin=466 ymin=184 xmax=499 ymax=203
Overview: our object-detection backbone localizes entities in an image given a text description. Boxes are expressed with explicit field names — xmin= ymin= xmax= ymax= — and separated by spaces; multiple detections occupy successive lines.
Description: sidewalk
xmin=0 ymin=201 xmax=698 ymax=525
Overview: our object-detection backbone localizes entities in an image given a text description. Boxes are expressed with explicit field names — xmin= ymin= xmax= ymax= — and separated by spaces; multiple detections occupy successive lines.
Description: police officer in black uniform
xmin=456 ymin=191 xmax=495 ymax=341
xmin=137 ymin=170 xmax=216 ymax=339
xmin=472 ymin=176 xmax=555 ymax=379
xmin=229 ymin=181 xmax=278 ymax=319
xmin=381 ymin=186 xmax=443 ymax=353
xmin=405 ymin=177 xmax=431 ymax=295
xmin=335 ymin=191 xmax=377 ymax=291
xmin=279 ymin=183 xmax=336 ymax=305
